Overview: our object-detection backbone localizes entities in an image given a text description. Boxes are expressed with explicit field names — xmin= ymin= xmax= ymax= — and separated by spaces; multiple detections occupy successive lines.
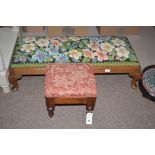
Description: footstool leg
xmin=129 ymin=72 xmax=141 ymax=89
xmin=47 ymin=105 xmax=55 ymax=118
xmin=46 ymin=98 xmax=55 ymax=118
xmin=86 ymin=98 xmax=96 ymax=113
xmin=9 ymin=74 xmax=22 ymax=91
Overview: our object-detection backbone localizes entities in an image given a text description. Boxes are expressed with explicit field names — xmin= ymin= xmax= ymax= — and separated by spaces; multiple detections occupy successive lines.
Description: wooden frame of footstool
xmin=9 ymin=65 xmax=141 ymax=91
xmin=45 ymin=97 xmax=96 ymax=118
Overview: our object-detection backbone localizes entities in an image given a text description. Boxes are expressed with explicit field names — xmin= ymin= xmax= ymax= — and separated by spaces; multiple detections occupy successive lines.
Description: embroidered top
xmin=11 ymin=36 xmax=140 ymax=67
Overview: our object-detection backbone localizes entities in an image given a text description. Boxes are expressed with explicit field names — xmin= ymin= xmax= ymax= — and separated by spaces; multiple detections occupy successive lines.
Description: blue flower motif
xmin=92 ymin=57 xmax=98 ymax=63
xmin=45 ymin=46 xmax=60 ymax=56
xmin=72 ymin=58 xmax=80 ymax=63
xmin=31 ymin=50 xmax=48 ymax=63
xmin=56 ymin=53 xmax=69 ymax=63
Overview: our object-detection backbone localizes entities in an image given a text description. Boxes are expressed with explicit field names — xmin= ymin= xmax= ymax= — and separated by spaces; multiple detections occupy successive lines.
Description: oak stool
xmin=44 ymin=63 xmax=97 ymax=118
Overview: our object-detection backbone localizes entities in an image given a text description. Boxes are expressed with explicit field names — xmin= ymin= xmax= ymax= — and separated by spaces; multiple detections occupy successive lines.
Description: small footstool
xmin=44 ymin=63 xmax=97 ymax=118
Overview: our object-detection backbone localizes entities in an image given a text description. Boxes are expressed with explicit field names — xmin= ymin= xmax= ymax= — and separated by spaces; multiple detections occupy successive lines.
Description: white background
xmin=1 ymin=0 xmax=155 ymax=26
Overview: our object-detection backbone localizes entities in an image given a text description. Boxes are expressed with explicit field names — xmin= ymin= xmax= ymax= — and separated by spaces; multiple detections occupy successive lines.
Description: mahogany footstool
xmin=44 ymin=63 xmax=97 ymax=118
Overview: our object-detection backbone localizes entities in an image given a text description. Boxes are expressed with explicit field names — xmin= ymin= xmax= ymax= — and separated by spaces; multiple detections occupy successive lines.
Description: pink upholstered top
xmin=44 ymin=63 xmax=96 ymax=98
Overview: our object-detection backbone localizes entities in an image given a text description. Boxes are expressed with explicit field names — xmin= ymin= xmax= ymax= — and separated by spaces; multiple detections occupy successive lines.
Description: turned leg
xmin=9 ymin=75 xmax=22 ymax=91
xmin=46 ymin=98 xmax=55 ymax=118
xmin=86 ymin=97 xmax=96 ymax=113
xmin=47 ymin=105 xmax=55 ymax=118
xmin=129 ymin=72 xmax=142 ymax=89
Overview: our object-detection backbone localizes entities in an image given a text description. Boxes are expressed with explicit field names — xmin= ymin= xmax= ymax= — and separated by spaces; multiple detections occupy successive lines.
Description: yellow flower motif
xmin=21 ymin=43 xmax=36 ymax=52
xmin=100 ymin=42 xmax=114 ymax=52
xmin=69 ymin=50 xmax=82 ymax=59
xmin=23 ymin=37 xmax=36 ymax=43
xmin=111 ymin=39 xmax=125 ymax=46
xmin=36 ymin=38 xmax=49 ymax=47
xmin=115 ymin=46 xmax=129 ymax=58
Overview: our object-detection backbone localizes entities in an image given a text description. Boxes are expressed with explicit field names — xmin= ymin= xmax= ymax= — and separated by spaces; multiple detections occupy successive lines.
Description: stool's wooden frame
xmin=45 ymin=97 xmax=96 ymax=117
xmin=45 ymin=97 xmax=96 ymax=118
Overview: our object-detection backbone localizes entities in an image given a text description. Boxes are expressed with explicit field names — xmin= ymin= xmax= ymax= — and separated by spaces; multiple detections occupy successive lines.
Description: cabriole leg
xmin=129 ymin=72 xmax=141 ymax=89
xmin=9 ymin=75 xmax=22 ymax=91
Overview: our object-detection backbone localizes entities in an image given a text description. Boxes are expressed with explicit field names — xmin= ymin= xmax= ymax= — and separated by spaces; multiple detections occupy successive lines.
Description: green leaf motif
xmin=66 ymin=42 xmax=71 ymax=48
xmin=63 ymin=52 xmax=69 ymax=56
xmin=61 ymin=44 xmax=66 ymax=49
xmin=39 ymin=47 xmax=44 ymax=52
xmin=108 ymin=55 xmax=114 ymax=61
xmin=82 ymin=39 xmax=89 ymax=45
xmin=120 ymin=56 xmax=127 ymax=61
xmin=82 ymin=57 xmax=90 ymax=63
xmin=111 ymin=50 xmax=117 ymax=56
xmin=79 ymin=43 xmax=83 ymax=48
xmin=129 ymin=53 xmax=138 ymax=61
xmin=44 ymin=57 xmax=51 ymax=63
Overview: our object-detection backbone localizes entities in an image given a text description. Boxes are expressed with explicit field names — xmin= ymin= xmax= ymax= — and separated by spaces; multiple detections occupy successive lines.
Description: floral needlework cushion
xmin=11 ymin=36 xmax=139 ymax=67
xmin=44 ymin=63 xmax=97 ymax=98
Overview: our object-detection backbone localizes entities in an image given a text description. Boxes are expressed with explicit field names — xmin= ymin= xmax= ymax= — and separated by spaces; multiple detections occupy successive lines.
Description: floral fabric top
xmin=11 ymin=36 xmax=139 ymax=67
xmin=44 ymin=63 xmax=96 ymax=98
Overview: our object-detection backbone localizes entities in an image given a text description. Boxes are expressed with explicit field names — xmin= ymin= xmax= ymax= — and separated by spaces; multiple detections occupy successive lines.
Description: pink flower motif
xmin=50 ymin=40 xmax=62 ymax=47
xmin=82 ymin=49 xmax=95 ymax=59
xmin=96 ymin=51 xmax=108 ymax=61
xmin=88 ymin=41 xmax=100 ymax=50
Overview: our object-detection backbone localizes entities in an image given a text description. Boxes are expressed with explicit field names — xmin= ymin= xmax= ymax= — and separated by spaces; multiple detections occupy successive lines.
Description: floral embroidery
xmin=23 ymin=37 xmax=36 ymax=43
xmin=96 ymin=51 xmax=108 ymax=61
xmin=115 ymin=46 xmax=130 ymax=58
xmin=69 ymin=50 xmax=82 ymax=59
xmin=111 ymin=38 xmax=125 ymax=46
xmin=55 ymin=53 xmax=69 ymax=63
xmin=50 ymin=40 xmax=62 ymax=47
xmin=88 ymin=41 xmax=99 ymax=50
xmin=100 ymin=42 xmax=114 ymax=52
xmin=36 ymin=38 xmax=49 ymax=47
xmin=19 ymin=56 xmax=27 ymax=63
xmin=31 ymin=50 xmax=48 ymax=63
xmin=45 ymin=46 xmax=59 ymax=56
xmin=12 ymin=36 xmax=139 ymax=66
xmin=82 ymin=49 xmax=95 ymax=59
xmin=20 ymin=43 xmax=36 ymax=53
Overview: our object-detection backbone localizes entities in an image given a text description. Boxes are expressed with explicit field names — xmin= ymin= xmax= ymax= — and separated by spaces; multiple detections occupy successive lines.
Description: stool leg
xmin=47 ymin=105 xmax=55 ymax=118
xmin=86 ymin=97 xmax=96 ymax=113
xmin=46 ymin=98 xmax=55 ymax=118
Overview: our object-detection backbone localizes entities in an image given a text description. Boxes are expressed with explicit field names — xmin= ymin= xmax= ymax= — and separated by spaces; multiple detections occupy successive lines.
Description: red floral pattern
xmin=44 ymin=63 xmax=97 ymax=98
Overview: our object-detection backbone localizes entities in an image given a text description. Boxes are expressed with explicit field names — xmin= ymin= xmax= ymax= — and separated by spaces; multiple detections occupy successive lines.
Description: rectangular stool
xmin=44 ymin=63 xmax=97 ymax=118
